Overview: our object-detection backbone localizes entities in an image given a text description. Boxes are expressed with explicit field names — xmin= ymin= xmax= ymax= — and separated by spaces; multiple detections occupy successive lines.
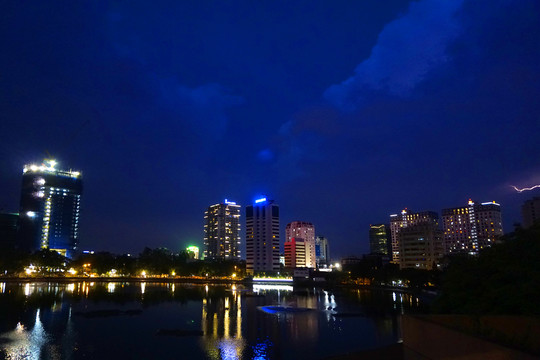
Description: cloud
xmin=158 ymin=81 xmax=245 ymax=138
xmin=325 ymin=0 xmax=465 ymax=112
xmin=257 ymin=149 xmax=275 ymax=162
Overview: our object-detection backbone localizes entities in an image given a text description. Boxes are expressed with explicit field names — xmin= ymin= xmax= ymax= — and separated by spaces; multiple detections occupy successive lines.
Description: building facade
xmin=315 ymin=236 xmax=330 ymax=266
xmin=399 ymin=222 xmax=443 ymax=270
xmin=285 ymin=221 xmax=316 ymax=268
xmin=0 ymin=213 xmax=19 ymax=250
xmin=389 ymin=209 xmax=439 ymax=264
xmin=284 ymin=237 xmax=306 ymax=268
xmin=521 ymin=197 xmax=540 ymax=229
xmin=442 ymin=200 xmax=503 ymax=255
xmin=369 ymin=224 xmax=389 ymax=255
xmin=18 ymin=159 xmax=82 ymax=258
xmin=245 ymin=197 xmax=280 ymax=274
xmin=204 ymin=200 xmax=241 ymax=260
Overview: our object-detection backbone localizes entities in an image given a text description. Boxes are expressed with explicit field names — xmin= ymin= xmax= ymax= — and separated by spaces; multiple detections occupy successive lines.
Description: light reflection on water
xmin=202 ymin=292 xmax=245 ymax=360
xmin=107 ymin=282 xmax=115 ymax=293
xmin=1 ymin=310 xmax=47 ymax=360
xmin=0 ymin=282 xmax=425 ymax=359
xmin=140 ymin=282 xmax=146 ymax=295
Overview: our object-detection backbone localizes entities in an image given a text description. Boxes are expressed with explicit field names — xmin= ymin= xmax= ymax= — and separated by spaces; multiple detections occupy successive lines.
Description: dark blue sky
xmin=1 ymin=1 xmax=539 ymax=258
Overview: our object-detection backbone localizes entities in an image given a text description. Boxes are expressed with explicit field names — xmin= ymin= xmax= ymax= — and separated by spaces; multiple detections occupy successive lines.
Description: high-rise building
xmin=315 ymin=236 xmax=330 ymax=266
xmin=284 ymin=237 xmax=306 ymax=268
xmin=442 ymin=200 xmax=503 ymax=255
xmin=369 ymin=224 xmax=389 ymax=255
xmin=521 ymin=197 xmax=540 ymax=229
xmin=0 ymin=213 xmax=19 ymax=249
xmin=285 ymin=221 xmax=316 ymax=268
xmin=390 ymin=209 xmax=439 ymax=264
xmin=204 ymin=200 xmax=241 ymax=260
xmin=399 ymin=221 xmax=443 ymax=270
xmin=245 ymin=197 xmax=279 ymax=275
xmin=18 ymin=159 xmax=82 ymax=258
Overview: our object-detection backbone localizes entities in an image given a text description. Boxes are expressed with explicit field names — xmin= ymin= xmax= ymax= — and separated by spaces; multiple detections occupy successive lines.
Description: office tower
xmin=521 ymin=197 xmax=540 ymax=229
xmin=285 ymin=221 xmax=316 ymax=268
xmin=186 ymin=245 xmax=200 ymax=260
xmin=389 ymin=209 xmax=439 ymax=264
xmin=204 ymin=200 xmax=241 ymax=260
xmin=0 ymin=213 xmax=19 ymax=249
xmin=399 ymin=221 xmax=443 ymax=270
xmin=315 ymin=236 xmax=330 ymax=266
xmin=369 ymin=224 xmax=389 ymax=255
xmin=245 ymin=197 xmax=279 ymax=274
xmin=442 ymin=200 xmax=503 ymax=255
xmin=18 ymin=159 xmax=82 ymax=258
xmin=284 ymin=237 xmax=306 ymax=268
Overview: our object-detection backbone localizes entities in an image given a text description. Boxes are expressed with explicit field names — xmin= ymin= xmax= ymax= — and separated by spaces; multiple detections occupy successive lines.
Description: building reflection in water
xmin=243 ymin=284 xmax=321 ymax=359
xmin=201 ymin=287 xmax=245 ymax=360
xmin=66 ymin=283 xmax=76 ymax=293
xmin=0 ymin=282 xmax=417 ymax=359
xmin=252 ymin=284 xmax=293 ymax=293
xmin=0 ymin=283 xmax=79 ymax=359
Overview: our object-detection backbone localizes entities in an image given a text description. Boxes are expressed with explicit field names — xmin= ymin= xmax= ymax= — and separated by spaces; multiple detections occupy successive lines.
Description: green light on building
xmin=186 ymin=245 xmax=200 ymax=260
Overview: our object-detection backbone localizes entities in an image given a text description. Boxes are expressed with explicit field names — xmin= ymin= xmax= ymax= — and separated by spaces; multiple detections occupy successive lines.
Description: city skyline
xmin=0 ymin=158 xmax=537 ymax=260
xmin=1 ymin=1 xmax=539 ymax=257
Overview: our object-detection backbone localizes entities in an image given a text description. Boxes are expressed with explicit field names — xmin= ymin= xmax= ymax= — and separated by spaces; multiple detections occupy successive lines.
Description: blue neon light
xmin=255 ymin=197 xmax=267 ymax=203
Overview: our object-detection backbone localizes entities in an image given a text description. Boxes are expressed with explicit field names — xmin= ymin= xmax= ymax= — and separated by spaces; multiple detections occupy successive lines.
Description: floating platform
xmin=258 ymin=306 xmax=313 ymax=314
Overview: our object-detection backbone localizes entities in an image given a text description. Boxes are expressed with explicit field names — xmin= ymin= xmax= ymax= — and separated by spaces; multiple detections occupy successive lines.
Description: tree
xmin=432 ymin=222 xmax=540 ymax=315
xmin=31 ymin=249 xmax=67 ymax=272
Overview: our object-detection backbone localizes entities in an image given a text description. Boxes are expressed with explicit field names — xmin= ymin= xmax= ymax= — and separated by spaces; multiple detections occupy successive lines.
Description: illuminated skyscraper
xmin=245 ymin=197 xmax=279 ymax=274
xmin=204 ymin=200 xmax=241 ymax=260
xmin=284 ymin=237 xmax=306 ymax=268
xmin=369 ymin=224 xmax=389 ymax=255
xmin=389 ymin=209 xmax=439 ymax=264
xmin=521 ymin=197 xmax=540 ymax=229
xmin=442 ymin=200 xmax=503 ymax=255
xmin=315 ymin=236 xmax=330 ymax=266
xmin=18 ymin=159 xmax=82 ymax=258
xmin=285 ymin=221 xmax=316 ymax=268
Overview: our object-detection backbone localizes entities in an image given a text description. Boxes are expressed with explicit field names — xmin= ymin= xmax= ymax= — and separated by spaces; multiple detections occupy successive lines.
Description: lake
xmin=0 ymin=281 xmax=426 ymax=359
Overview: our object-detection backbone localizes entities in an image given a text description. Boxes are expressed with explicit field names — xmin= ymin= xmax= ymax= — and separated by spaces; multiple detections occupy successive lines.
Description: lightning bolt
xmin=511 ymin=184 xmax=540 ymax=192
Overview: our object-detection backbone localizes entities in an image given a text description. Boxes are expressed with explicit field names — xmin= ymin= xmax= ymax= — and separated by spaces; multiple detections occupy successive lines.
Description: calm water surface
xmin=0 ymin=282 xmax=426 ymax=359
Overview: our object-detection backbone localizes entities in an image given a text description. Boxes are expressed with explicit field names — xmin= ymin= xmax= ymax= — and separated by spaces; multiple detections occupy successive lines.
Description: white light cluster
xmin=23 ymin=159 xmax=81 ymax=178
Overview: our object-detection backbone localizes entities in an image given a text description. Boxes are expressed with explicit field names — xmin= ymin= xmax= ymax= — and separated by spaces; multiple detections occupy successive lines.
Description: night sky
xmin=1 ymin=1 xmax=539 ymax=258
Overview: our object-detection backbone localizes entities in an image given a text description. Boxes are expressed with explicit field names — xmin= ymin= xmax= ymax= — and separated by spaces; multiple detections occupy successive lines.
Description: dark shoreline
xmin=0 ymin=276 xmax=423 ymax=295
xmin=0 ymin=276 xmax=247 ymax=284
